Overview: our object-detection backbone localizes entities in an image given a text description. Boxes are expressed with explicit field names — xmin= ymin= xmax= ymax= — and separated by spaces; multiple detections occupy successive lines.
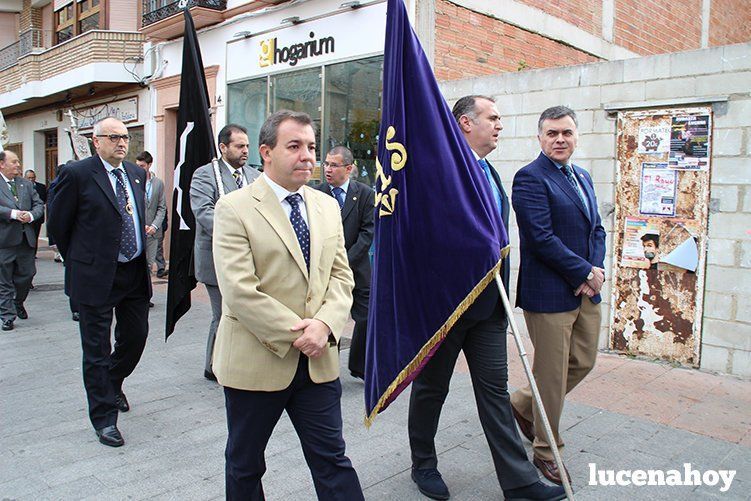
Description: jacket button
xmin=306 ymin=296 xmax=312 ymax=303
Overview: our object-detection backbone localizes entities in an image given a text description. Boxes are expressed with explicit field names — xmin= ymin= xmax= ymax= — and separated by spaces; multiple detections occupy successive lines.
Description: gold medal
xmin=125 ymin=202 xmax=134 ymax=215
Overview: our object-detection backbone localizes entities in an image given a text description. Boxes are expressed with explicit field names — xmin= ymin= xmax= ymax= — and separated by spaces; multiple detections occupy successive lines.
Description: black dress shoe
xmin=95 ymin=425 xmax=124 ymax=447
xmin=72 ymin=312 xmax=80 ymax=322
xmin=350 ymin=371 xmax=364 ymax=380
xmin=156 ymin=269 xmax=167 ymax=278
xmin=115 ymin=392 xmax=130 ymax=412
xmin=2 ymin=320 xmax=13 ymax=331
xmin=411 ymin=468 xmax=450 ymax=500
xmin=15 ymin=304 xmax=28 ymax=320
xmin=511 ymin=404 xmax=535 ymax=443
xmin=149 ymin=302 xmax=155 ymax=308
xmin=204 ymin=370 xmax=217 ymax=381
xmin=504 ymin=480 xmax=566 ymax=500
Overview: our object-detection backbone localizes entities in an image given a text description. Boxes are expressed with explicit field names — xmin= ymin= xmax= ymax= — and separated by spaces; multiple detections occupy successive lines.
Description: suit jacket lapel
xmin=340 ymin=182 xmax=357 ymax=221
xmin=306 ymin=187 xmax=324 ymax=279
xmin=125 ymin=163 xmax=146 ymax=223
xmin=576 ymin=167 xmax=596 ymax=223
xmin=0 ymin=178 xmax=15 ymax=206
xmin=252 ymin=178 xmax=309 ymax=280
xmin=485 ymin=161 xmax=509 ymax=227
xmin=220 ymin=160 xmax=237 ymax=193
xmin=540 ymin=153 xmax=590 ymax=222
xmin=91 ymin=158 xmax=119 ymax=212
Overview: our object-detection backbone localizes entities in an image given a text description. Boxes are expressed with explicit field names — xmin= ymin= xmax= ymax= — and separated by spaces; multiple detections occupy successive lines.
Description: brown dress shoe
xmin=533 ymin=456 xmax=571 ymax=485
xmin=511 ymin=404 xmax=535 ymax=442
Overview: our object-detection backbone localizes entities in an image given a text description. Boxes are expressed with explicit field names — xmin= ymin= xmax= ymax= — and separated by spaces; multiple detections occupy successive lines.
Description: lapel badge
xmin=135 ymin=179 xmax=140 ymax=184
xmin=353 ymin=197 xmax=357 ymax=201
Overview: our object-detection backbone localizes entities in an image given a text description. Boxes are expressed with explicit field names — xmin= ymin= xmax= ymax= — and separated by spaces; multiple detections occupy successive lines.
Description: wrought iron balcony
xmin=0 ymin=28 xmax=53 ymax=71
xmin=142 ymin=0 xmax=227 ymax=27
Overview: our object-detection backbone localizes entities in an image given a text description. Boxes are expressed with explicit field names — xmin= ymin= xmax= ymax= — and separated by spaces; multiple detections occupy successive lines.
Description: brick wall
xmin=522 ymin=0 xmax=602 ymax=38
xmin=613 ymin=0 xmax=702 ymax=54
xmin=440 ymin=42 xmax=751 ymax=377
xmin=434 ymin=0 xmax=599 ymax=81
xmin=0 ymin=31 xmax=145 ymax=93
xmin=709 ymin=0 xmax=751 ymax=46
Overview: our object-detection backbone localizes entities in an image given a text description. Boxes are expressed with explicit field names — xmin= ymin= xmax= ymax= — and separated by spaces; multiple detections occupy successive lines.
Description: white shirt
xmin=1 ymin=172 xmax=33 ymax=222
xmin=100 ymin=156 xmax=144 ymax=261
xmin=263 ymin=174 xmax=309 ymax=225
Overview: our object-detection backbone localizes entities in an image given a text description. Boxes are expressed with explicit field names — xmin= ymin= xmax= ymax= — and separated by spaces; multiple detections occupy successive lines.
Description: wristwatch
xmin=586 ymin=270 xmax=595 ymax=281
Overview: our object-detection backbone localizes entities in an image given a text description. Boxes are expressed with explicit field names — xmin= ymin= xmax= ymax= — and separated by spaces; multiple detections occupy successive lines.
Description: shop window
xmin=226 ymin=55 xmax=383 ymax=187
xmin=323 ymin=56 xmax=383 ymax=188
xmin=227 ymin=77 xmax=267 ymax=168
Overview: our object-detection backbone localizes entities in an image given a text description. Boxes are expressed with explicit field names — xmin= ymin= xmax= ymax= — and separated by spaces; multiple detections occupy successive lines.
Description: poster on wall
xmin=638 ymin=124 xmax=671 ymax=154
xmin=639 ymin=162 xmax=677 ymax=216
xmin=669 ymin=114 xmax=710 ymax=170
xmin=621 ymin=216 xmax=659 ymax=269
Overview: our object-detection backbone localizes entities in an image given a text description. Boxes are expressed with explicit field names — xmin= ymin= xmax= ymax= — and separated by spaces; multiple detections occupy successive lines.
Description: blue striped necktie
xmin=561 ymin=164 xmax=587 ymax=208
xmin=478 ymin=159 xmax=503 ymax=219
xmin=332 ymin=187 xmax=345 ymax=209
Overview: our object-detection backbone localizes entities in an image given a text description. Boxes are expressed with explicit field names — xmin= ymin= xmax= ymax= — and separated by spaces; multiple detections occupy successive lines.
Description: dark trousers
xmin=347 ymin=286 xmax=369 ymax=377
xmin=224 ymin=357 xmax=363 ymax=501
xmin=78 ymin=257 xmax=149 ymax=429
xmin=0 ymin=243 xmax=36 ymax=322
xmin=408 ymin=305 xmax=538 ymax=490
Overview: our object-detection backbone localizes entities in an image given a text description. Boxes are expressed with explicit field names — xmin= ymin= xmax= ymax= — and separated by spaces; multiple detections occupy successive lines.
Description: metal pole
xmin=494 ymin=273 xmax=575 ymax=500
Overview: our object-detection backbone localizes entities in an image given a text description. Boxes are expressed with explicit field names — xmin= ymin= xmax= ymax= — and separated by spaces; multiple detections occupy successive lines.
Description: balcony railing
xmin=0 ymin=28 xmax=53 ymax=71
xmin=142 ymin=0 xmax=227 ymax=27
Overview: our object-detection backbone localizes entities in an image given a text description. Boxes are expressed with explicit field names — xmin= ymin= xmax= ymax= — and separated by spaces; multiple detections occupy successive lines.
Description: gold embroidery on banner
xmin=375 ymin=126 xmax=407 ymax=217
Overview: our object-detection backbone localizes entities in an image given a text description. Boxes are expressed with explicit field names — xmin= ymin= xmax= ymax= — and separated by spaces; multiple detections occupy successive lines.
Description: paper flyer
xmin=639 ymin=162 xmax=677 ymax=216
xmin=638 ymin=124 xmax=671 ymax=154
xmin=669 ymin=114 xmax=710 ymax=170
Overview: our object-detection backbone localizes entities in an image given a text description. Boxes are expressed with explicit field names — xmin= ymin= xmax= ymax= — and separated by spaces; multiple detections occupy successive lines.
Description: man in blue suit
xmin=510 ymin=106 xmax=606 ymax=485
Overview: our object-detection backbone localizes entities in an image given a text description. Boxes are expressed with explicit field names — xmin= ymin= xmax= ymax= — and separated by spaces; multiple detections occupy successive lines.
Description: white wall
xmin=440 ymin=42 xmax=751 ymax=377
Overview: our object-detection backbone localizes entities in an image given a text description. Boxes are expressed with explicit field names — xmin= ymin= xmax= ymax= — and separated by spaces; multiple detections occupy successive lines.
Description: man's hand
xmin=145 ymin=225 xmax=156 ymax=236
xmin=575 ymin=282 xmax=597 ymax=297
xmin=586 ymin=266 xmax=605 ymax=293
xmin=17 ymin=211 xmax=32 ymax=223
xmin=291 ymin=318 xmax=331 ymax=358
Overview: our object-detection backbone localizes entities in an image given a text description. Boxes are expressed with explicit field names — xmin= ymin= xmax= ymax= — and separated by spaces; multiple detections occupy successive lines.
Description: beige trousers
xmin=510 ymin=298 xmax=601 ymax=460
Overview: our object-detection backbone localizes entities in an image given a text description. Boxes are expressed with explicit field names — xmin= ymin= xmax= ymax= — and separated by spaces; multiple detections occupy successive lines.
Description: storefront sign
xmin=227 ymin=2 xmax=386 ymax=81
xmin=76 ymin=97 xmax=139 ymax=130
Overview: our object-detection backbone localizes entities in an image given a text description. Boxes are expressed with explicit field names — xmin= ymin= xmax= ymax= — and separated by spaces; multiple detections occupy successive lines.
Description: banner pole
xmin=494 ymin=273 xmax=575 ymax=500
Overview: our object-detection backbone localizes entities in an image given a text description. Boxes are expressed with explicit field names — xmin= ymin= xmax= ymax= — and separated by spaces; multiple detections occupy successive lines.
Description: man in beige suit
xmin=212 ymin=110 xmax=363 ymax=501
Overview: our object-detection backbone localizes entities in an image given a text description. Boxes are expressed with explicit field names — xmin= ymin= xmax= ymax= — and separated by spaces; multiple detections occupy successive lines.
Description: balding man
xmin=0 ymin=151 xmax=43 ymax=330
xmin=48 ymin=117 xmax=151 ymax=447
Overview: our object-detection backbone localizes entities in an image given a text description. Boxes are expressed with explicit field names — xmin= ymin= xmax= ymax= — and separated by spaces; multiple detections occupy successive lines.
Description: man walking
xmin=316 ymin=145 xmax=374 ymax=379
xmin=511 ymin=105 xmax=607 ymax=485
xmin=48 ymin=117 xmax=151 ymax=447
xmin=0 ymin=151 xmax=43 ymax=330
xmin=135 ymin=151 xmax=166 ymax=308
xmin=407 ymin=95 xmax=564 ymax=501
xmin=213 ymin=110 xmax=362 ymax=500
xmin=190 ymin=123 xmax=260 ymax=381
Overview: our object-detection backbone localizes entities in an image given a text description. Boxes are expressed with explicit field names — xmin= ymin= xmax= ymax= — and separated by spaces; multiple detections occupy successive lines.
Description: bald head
xmin=92 ymin=117 xmax=129 ymax=166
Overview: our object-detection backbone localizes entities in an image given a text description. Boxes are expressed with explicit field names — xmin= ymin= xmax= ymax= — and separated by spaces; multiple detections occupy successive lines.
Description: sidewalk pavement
xmin=1 ymin=252 xmax=749 ymax=500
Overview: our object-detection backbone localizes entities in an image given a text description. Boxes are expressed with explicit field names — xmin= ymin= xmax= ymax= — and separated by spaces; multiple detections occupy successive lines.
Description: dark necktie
xmin=232 ymin=169 xmax=243 ymax=190
xmin=286 ymin=194 xmax=310 ymax=269
xmin=332 ymin=187 xmax=345 ymax=209
xmin=561 ymin=164 xmax=587 ymax=209
xmin=478 ymin=159 xmax=503 ymax=219
xmin=110 ymin=168 xmax=138 ymax=261
xmin=7 ymin=181 xmax=17 ymax=200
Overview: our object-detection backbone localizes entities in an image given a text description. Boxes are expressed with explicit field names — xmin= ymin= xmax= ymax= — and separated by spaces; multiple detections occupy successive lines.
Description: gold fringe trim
xmin=364 ymin=245 xmax=510 ymax=427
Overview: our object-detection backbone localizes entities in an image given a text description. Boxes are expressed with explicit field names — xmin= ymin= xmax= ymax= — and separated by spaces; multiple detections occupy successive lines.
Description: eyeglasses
xmin=97 ymin=134 xmax=130 ymax=143
xmin=322 ymin=161 xmax=350 ymax=168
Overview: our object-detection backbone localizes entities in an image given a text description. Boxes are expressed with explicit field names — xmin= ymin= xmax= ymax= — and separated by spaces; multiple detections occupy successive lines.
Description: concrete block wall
xmin=440 ymin=41 xmax=751 ymax=377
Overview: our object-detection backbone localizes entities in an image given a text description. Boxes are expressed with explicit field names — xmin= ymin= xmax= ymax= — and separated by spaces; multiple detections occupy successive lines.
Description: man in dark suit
xmin=190 ymin=123 xmax=260 ymax=381
xmin=408 ymin=96 xmax=564 ymax=501
xmin=511 ymin=105 xmax=606 ymax=485
xmin=48 ymin=117 xmax=151 ymax=448
xmin=315 ymin=145 xmax=374 ymax=379
xmin=24 ymin=169 xmax=47 ymax=253
xmin=0 ymin=151 xmax=44 ymax=330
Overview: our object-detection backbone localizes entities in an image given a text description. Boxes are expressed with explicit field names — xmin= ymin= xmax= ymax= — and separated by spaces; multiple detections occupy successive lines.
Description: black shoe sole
xmin=98 ymin=436 xmax=124 ymax=447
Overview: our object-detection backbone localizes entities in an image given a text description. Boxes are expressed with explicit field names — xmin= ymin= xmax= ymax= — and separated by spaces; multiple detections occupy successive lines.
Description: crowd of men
xmin=3 ymin=97 xmax=606 ymax=500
